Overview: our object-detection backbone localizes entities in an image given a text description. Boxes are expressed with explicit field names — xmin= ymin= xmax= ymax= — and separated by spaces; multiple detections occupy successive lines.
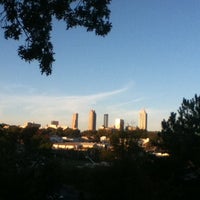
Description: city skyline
xmin=19 ymin=109 xmax=147 ymax=131
xmin=1 ymin=1 xmax=200 ymax=131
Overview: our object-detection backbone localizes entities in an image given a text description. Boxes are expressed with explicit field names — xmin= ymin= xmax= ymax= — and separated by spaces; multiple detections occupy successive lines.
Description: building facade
xmin=51 ymin=120 xmax=59 ymax=126
xmin=72 ymin=113 xmax=78 ymax=129
xmin=88 ymin=110 xmax=96 ymax=131
xmin=25 ymin=122 xmax=41 ymax=128
xmin=139 ymin=109 xmax=147 ymax=130
xmin=115 ymin=118 xmax=124 ymax=130
xmin=51 ymin=120 xmax=59 ymax=128
xmin=103 ymin=114 xmax=109 ymax=128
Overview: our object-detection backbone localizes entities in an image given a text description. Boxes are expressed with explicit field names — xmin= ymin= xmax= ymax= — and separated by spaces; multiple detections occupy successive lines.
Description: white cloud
xmin=0 ymin=82 xmax=170 ymax=131
xmin=0 ymin=84 xmax=129 ymax=129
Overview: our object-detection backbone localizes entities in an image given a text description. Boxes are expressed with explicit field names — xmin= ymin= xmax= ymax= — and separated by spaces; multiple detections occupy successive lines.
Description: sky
xmin=1 ymin=0 xmax=200 ymax=131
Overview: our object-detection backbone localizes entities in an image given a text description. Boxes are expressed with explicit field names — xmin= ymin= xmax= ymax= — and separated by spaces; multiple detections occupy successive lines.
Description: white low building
xmin=52 ymin=142 xmax=105 ymax=150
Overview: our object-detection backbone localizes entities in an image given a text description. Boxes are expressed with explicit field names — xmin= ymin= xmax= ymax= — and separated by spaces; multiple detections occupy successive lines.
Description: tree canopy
xmin=0 ymin=0 xmax=112 ymax=75
xmin=161 ymin=94 xmax=200 ymax=164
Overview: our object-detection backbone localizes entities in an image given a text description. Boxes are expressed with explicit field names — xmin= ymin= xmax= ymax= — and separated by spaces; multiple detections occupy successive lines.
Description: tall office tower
xmin=103 ymin=114 xmax=109 ymax=128
xmin=88 ymin=110 xmax=96 ymax=131
xmin=115 ymin=118 xmax=124 ymax=130
xmin=72 ymin=113 xmax=78 ymax=129
xmin=139 ymin=109 xmax=147 ymax=130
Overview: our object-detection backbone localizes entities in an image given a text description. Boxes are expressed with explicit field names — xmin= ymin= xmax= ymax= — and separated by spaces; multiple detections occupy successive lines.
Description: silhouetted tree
xmin=161 ymin=94 xmax=200 ymax=165
xmin=63 ymin=127 xmax=81 ymax=138
xmin=21 ymin=127 xmax=39 ymax=149
xmin=0 ymin=0 xmax=112 ymax=75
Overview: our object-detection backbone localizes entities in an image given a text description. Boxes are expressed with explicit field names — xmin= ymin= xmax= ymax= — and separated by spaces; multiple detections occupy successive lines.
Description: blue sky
xmin=1 ymin=0 xmax=200 ymax=131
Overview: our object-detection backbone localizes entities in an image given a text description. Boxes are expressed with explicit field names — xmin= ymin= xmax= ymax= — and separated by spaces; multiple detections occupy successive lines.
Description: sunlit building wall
xmin=72 ymin=113 xmax=78 ymax=129
xmin=115 ymin=118 xmax=124 ymax=130
xmin=139 ymin=109 xmax=147 ymax=130
xmin=88 ymin=110 xmax=96 ymax=131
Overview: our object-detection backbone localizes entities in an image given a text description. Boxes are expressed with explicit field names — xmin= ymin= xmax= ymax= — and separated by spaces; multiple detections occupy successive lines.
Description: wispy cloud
xmin=0 ymin=82 xmax=171 ymax=131
xmin=0 ymin=84 xmax=129 ymax=127
xmin=107 ymin=98 xmax=144 ymax=109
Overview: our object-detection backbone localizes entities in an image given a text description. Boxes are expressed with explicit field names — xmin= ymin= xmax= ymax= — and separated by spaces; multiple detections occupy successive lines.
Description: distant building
xmin=72 ymin=113 xmax=78 ymax=129
xmin=50 ymin=135 xmax=63 ymax=143
xmin=126 ymin=125 xmax=137 ymax=131
xmin=115 ymin=118 xmax=124 ymax=130
xmin=139 ymin=109 xmax=147 ymax=130
xmin=103 ymin=114 xmax=109 ymax=128
xmin=88 ymin=110 xmax=96 ymax=131
xmin=51 ymin=120 xmax=59 ymax=127
xmin=48 ymin=120 xmax=59 ymax=129
xmin=25 ymin=122 xmax=41 ymax=128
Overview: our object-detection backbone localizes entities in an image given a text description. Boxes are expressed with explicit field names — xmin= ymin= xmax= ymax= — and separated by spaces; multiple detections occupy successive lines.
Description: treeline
xmin=0 ymin=125 xmax=155 ymax=199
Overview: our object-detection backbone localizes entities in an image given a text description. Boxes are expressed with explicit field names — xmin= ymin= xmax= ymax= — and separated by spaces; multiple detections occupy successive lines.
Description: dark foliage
xmin=161 ymin=94 xmax=200 ymax=165
xmin=0 ymin=126 xmax=56 ymax=200
xmin=1 ymin=118 xmax=200 ymax=199
xmin=0 ymin=0 xmax=112 ymax=75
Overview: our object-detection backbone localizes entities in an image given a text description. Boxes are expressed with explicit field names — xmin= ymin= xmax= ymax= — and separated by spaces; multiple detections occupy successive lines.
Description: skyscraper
xmin=103 ymin=114 xmax=109 ymax=128
xmin=115 ymin=118 xmax=124 ymax=130
xmin=72 ymin=113 xmax=78 ymax=129
xmin=139 ymin=109 xmax=147 ymax=130
xmin=88 ymin=110 xmax=96 ymax=131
